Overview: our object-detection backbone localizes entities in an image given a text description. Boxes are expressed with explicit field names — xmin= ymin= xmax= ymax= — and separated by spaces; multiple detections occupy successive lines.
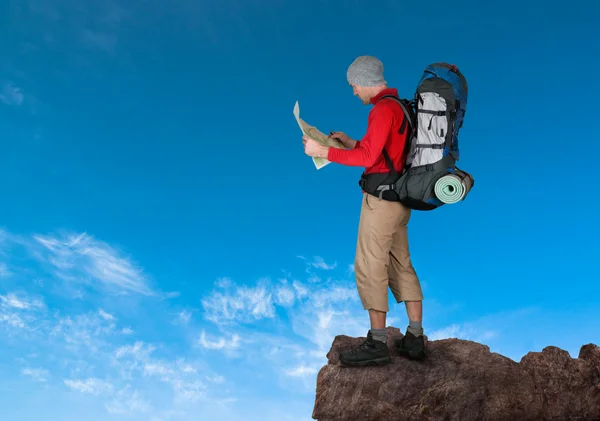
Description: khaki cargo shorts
xmin=354 ymin=192 xmax=424 ymax=312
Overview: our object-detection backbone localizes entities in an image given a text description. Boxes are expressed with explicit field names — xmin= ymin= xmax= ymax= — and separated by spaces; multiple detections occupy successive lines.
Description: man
xmin=302 ymin=55 xmax=426 ymax=365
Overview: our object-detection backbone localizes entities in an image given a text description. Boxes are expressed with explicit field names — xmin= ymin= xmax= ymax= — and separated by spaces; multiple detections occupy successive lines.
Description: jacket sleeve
xmin=327 ymin=104 xmax=394 ymax=167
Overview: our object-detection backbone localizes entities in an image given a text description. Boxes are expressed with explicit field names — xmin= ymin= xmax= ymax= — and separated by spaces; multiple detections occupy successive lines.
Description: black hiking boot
xmin=338 ymin=331 xmax=391 ymax=366
xmin=394 ymin=331 xmax=426 ymax=360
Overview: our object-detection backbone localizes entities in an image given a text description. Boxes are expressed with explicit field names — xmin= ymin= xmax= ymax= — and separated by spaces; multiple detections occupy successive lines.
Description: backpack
xmin=358 ymin=62 xmax=474 ymax=210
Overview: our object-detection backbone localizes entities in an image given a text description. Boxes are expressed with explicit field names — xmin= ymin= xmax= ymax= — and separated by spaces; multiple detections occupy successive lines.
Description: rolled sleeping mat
xmin=434 ymin=169 xmax=474 ymax=204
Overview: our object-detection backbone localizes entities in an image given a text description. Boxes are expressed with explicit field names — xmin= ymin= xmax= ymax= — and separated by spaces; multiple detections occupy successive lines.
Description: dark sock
xmin=370 ymin=328 xmax=387 ymax=343
xmin=407 ymin=320 xmax=423 ymax=337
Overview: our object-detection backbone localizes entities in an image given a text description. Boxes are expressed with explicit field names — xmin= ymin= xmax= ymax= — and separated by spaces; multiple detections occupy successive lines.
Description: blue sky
xmin=0 ymin=0 xmax=598 ymax=419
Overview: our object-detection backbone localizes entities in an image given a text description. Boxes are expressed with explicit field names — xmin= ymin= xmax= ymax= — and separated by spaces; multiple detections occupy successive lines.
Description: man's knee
xmin=354 ymin=255 xmax=391 ymax=313
xmin=359 ymin=294 xmax=389 ymax=313
xmin=389 ymin=274 xmax=424 ymax=303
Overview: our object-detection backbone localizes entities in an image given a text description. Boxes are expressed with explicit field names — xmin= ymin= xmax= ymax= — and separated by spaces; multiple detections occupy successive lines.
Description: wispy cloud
xmin=198 ymin=330 xmax=241 ymax=351
xmin=0 ymin=81 xmax=24 ymax=106
xmin=0 ymin=291 xmax=46 ymax=333
xmin=50 ymin=309 xmax=120 ymax=354
xmin=283 ymin=364 xmax=318 ymax=377
xmin=4 ymin=299 xmax=231 ymax=416
xmin=0 ymin=293 xmax=45 ymax=311
xmin=104 ymin=386 xmax=151 ymax=415
xmin=428 ymin=323 xmax=498 ymax=342
xmin=114 ymin=341 xmax=156 ymax=360
xmin=178 ymin=311 xmax=191 ymax=324
xmin=0 ymin=268 xmax=229 ymax=417
xmin=64 ymin=378 xmax=114 ymax=395
xmin=112 ymin=340 xmax=213 ymax=405
xmin=200 ymin=272 xmax=368 ymax=386
xmin=32 ymin=232 xmax=156 ymax=296
xmin=297 ymin=255 xmax=337 ymax=270
xmin=121 ymin=327 xmax=134 ymax=335
xmin=98 ymin=309 xmax=115 ymax=321
xmin=310 ymin=256 xmax=337 ymax=270
xmin=296 ymin=255 xmax=338 ymax=284
xmin=201 ymin=279 xmax=276 ymax=324
xmin=275 ymin=284 xmax=296 ymax=307
xmin=22 ymin=367 xmax=49 ymax=382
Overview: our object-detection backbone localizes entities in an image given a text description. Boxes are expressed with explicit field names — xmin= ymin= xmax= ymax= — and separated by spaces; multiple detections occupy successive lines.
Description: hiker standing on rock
xmin=302 ymin=55 xmax=426 ymax=364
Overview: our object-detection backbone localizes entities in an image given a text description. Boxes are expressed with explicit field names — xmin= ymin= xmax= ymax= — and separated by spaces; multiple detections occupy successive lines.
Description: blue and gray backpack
xmin=358 ymin=62 xmax=475 ymax=210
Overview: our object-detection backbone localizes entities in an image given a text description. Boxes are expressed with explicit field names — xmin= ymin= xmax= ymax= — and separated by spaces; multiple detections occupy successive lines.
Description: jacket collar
xmin=370 ymin=87 xmax=398 ymax=105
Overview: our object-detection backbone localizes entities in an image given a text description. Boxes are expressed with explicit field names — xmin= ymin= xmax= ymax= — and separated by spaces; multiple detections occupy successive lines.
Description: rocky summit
xmin=312 ymin=326 xmax=600 ymax=421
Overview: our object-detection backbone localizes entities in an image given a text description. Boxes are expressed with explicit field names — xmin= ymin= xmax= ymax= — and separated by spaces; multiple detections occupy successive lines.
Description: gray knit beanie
xmin=346 ymin=55 xmax=386 ymax=87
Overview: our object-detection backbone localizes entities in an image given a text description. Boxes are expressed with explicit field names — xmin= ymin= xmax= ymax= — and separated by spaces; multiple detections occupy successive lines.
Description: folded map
xmin=293 ymin=101 xmax=345 ymax=169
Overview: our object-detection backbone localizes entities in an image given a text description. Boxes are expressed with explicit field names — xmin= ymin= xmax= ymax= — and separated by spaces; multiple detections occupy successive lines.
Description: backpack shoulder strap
xmin=378 ymin=94 xmax=415 ymax=135
xmin=376 ymin=94 xmax=416 ymax=176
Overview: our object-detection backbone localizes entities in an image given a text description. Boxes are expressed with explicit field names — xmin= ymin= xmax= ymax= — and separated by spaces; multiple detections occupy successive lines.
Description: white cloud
xmin=206 ymin=375 xmax=225 ymax=383
xmin=283 ymin=364 xmax=318 ymax=377
xmin=171 ymin=380 xmax=207 ymax=404
xmin=64 ymin=378 xmax=114 ymax=395
xmin=292 ymin=281 xmax=308 ymax=299
xmin=307 ymin=274 xmax=321 ymax=283
xmin=311 ymin=286 xmax=357 ymax=308
xmin=115 ymin=341 xmax=156 ymax=360
xmin=199 ymin=268 xmax=374 ymax=390
xmin=50 ymin=310 xmax=119 ymax=353
xmin=201 ymin=281 xmax=276 ymax=324
xmin=0 ymin=291 xmax=46 ymax=332
xmin=0 ymin=293 xmax=45 ymax=310
xmin=428 ymin=323 xmax=498 ymax=342
xmin=33 ymin=232 xmax=156 ymax=296
xmin=0 ymin=82 xmax=24 ymax=106
xmin=275 ymin=286 xmax=295 ymax=307
xmin=98 ymin=309 xmax=114 ymax=321
xmin=215 ymin=277 xmax=233 ymax=288
xmin=178 ymin=311 xmax=191 ymax=324
xmin=104 ymin=387 xmax=151 ymax=415
xmin=22 ymin=367 xmax=49 ymax=382
xmin=310 ymin=257 xmax=337 ymax=270
xmin=0 ymin=313 xmax=26 ymax=329
xmin=112 ymin=339 xmax=216 ymax=405
xmin=198 ymin=330 xmax=240 ymax=351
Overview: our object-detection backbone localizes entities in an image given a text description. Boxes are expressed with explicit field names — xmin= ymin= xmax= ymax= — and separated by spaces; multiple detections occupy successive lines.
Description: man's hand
xmin=329 ymin=131 xmax=357 ymax=149
xmin=303 ymin=135 xmax=329 ymax=158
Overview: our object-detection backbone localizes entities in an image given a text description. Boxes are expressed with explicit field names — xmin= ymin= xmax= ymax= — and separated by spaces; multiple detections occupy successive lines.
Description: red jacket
xmin=327 ymin=88 xmax=408 ymax=175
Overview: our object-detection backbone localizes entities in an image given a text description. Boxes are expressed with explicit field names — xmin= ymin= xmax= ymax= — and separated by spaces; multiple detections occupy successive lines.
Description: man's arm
xmin=327 ymin=106 xmax=394 ymax=167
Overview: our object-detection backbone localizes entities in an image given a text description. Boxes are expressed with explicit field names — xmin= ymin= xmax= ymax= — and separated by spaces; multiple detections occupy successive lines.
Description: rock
xmin=312 ymin=326 xmax=600 ymax=421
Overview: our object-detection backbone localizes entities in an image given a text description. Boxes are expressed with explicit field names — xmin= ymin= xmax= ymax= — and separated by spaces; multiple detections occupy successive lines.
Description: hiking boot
xmin=394 ymin=331 xmax=426 ymax=360
xmin=338 ymin=331 xmax=391 ymax=366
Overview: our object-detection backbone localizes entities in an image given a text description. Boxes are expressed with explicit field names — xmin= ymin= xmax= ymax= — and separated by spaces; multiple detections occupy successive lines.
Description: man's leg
xmin=386 ymin=203 xmax=426 ymax=359
xmin=354 ymin=193 xmax=396 ymax=328
xmin=339 ymin=193 xmax=394 ymax=366
xmin=405 ymin=300 xmax=423 ymax=335
xmin=368 ymin=309 xmax=386 ymax=330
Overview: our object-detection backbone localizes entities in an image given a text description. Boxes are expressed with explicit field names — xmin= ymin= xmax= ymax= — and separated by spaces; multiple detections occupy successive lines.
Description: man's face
xmin=351 ymin=84 xmax=370 ymax=105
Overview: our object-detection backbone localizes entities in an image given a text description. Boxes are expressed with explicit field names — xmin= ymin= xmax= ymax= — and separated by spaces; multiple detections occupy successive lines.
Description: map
xmin=293 ymin=101 xmax=345 ymax=169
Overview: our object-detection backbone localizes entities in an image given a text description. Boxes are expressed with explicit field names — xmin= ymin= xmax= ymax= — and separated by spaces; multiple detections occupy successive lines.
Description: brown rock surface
xmin=312 ymin=327 xmax=600 ymax=421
